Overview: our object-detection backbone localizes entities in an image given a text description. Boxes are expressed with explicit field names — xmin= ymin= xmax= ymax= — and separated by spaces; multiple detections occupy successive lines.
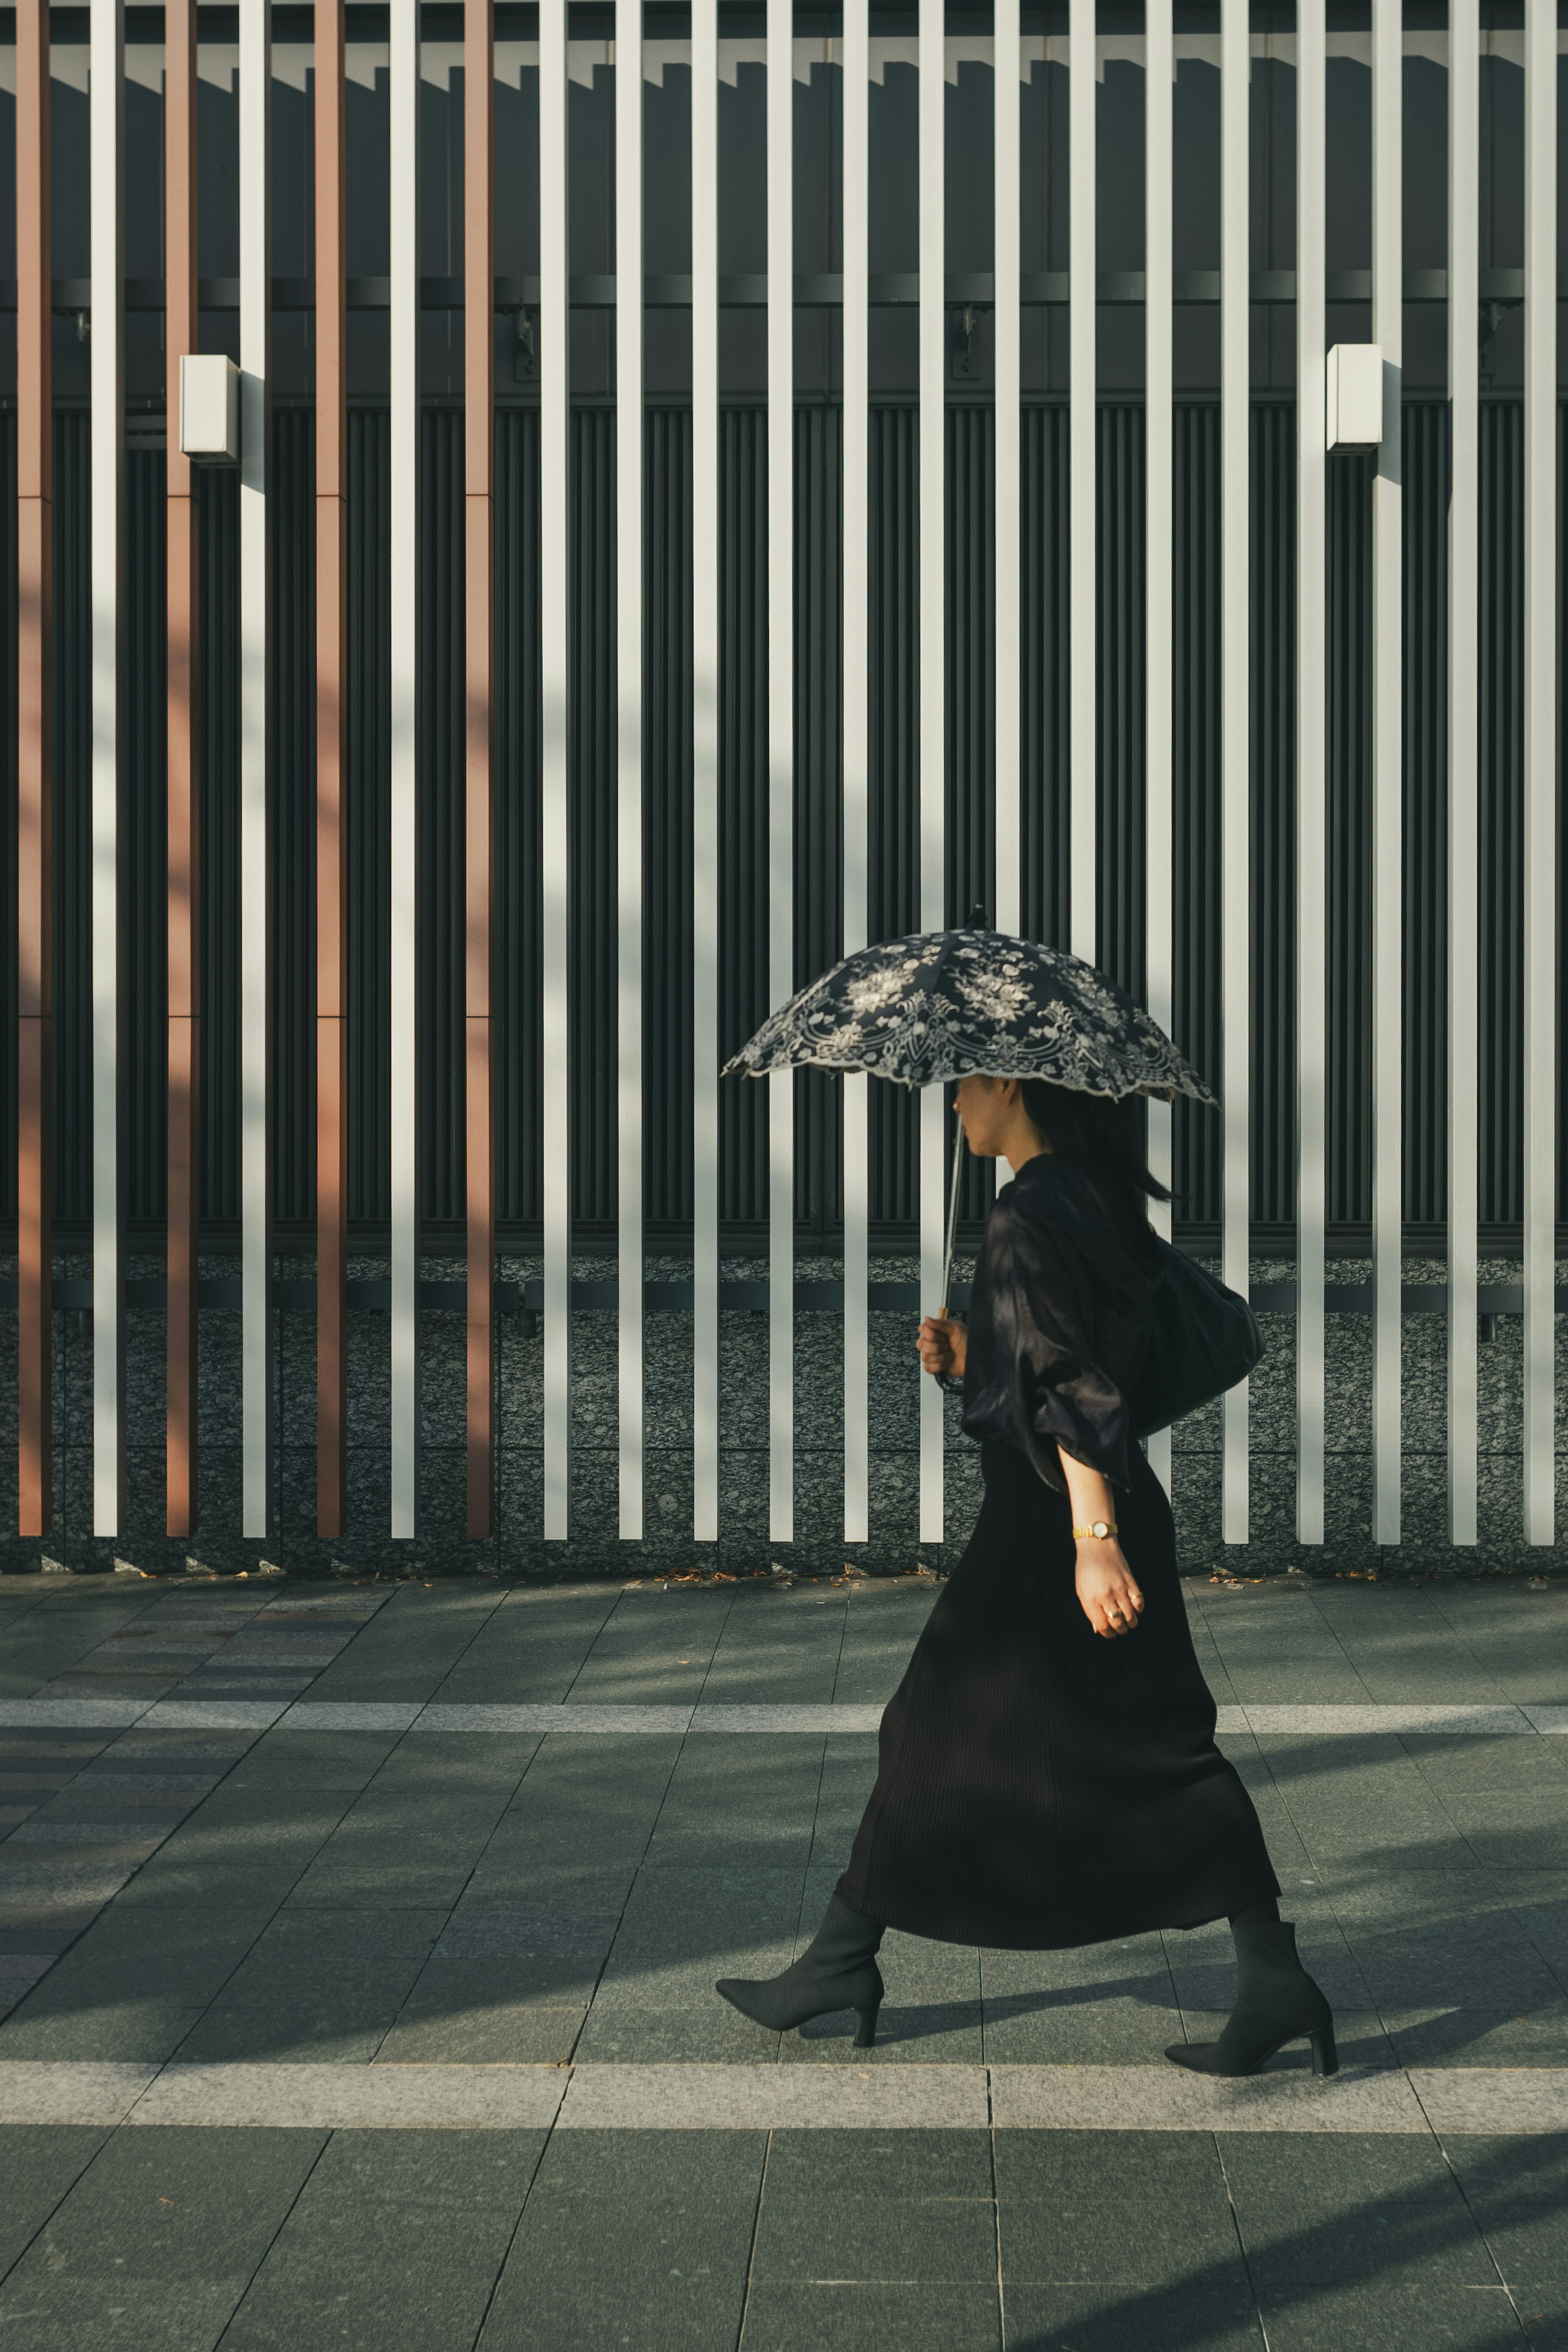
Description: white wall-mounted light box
xmin=1326 ymin=344 xmax=1384 ymax=451
xmin=178 ymin=354 xmax=240 ymax=464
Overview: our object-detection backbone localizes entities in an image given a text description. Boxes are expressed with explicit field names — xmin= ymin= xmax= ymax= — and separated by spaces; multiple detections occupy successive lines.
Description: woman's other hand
xmin=916 ymin=1316 xmax=967 ymax=1379
xmin=1075 ymin=1543 xmax=1145 ymax=1639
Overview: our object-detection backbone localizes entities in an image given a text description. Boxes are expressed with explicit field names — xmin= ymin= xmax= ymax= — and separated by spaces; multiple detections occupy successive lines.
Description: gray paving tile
xmin=405 ymin=1940 xmax=613 ymax=2008
xmin=981 ymin=1934 xmax=1176 ymax=2000
xmin=1337 ymin=1916 xmax=1561 ymax=2009
xmin=220 ymin=2129 xmax=546 ymax=2352
xmin=1252 ymin=2284 xmax=1526 ymax=2351
xmin=1521 ymin=2295 xmax=1568 ymax=2350
xmin=211 ymin=1954 xmax=432 ymax=2012
xmin=283 ymin=1868 xmax=476 ymax=1910
xmin=594 ymin=1866 xmax=807 ymax=2006
xmin=0 ymin=1996 xmax=205 ymax=2063
xmin=1221 ymin=2133 xmax=1496 ymax=2292
xmin=753 ymin=2188 xmax=997 ymax=2283
xmin=0 ymin=2125 xmax=111 ymax=2281
xmin=256 ymin=1906 xmax=450 ymax=1958
xmin=479 ymin=2127 xmax=765 ymax=2350
xmin=981 ymin=1993 xmax=1187 ymax=2065
xmin=1381 ymin=2004 xmax=1568 ymax=2067
xmin=745 ymin=2282 xmax=1002 ymax=2349
xmin=1 ymin=1908 xmax=272 ymax=2001
xmin=172 ymin=2009 xmax=392 ymax=2063
xmin=112 ymin=1864 xmax=315 ymax=1912
xmin=375 ymin=2005 xmax=584 ymax=2063
xmin=1439 ymin=2137 xmax=1568 ymax=2287
xmin=760 ymin=2127 xmax=988 ymax=2196
xmin=573 ymin=2003 xmax=780 ymax=2062
xmin=1001 ymin=2278 xmax=1261 ymax=2351
xmin=996 ymin=2129 xmax=1239 ymax=2281
xmin=641 ymin=1738 xmax=824 ymax=1868
xmin=0 ymin=2123 xmax=325 ymax=2350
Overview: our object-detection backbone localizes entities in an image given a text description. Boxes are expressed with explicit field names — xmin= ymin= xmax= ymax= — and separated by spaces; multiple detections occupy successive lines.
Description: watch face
xmin=1091 ymin=1520 xmax=1109 ymax=1540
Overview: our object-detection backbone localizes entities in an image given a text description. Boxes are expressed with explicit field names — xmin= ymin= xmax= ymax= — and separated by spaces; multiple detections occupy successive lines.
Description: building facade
xmin=1 ymin=1 xmax=1564 ymax=1574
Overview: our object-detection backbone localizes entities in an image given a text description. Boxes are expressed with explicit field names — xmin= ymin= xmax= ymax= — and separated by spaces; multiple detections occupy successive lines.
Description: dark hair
xmin=1016 ymin=1078 xmax=1172 ymax=1230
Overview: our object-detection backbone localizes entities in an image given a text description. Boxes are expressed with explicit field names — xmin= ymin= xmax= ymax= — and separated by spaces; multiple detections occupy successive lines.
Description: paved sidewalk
xmin=0 ymin=1569 xmax=1564 ymax=2348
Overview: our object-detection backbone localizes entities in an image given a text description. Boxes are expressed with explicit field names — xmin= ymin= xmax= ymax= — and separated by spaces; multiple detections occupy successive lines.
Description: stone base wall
xmin=0 ymin=1254 xmax=1563 ymax=1578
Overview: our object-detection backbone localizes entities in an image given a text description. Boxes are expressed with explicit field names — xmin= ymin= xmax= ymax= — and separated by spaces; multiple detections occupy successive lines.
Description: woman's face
xmin=953 ymin=1074 xmax=1014 ymax=1157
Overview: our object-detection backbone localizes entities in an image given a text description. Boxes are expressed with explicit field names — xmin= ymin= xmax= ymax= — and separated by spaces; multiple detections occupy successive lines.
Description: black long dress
xmin=837 ymin=1152 xmax=1279 ymax=1951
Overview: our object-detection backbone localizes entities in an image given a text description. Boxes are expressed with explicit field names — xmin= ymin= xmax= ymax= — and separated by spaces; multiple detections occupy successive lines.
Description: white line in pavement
xmin=0 ymin=1699 xmax=1563 ymax=1736
xmin=127 ymin=2062 xmax=570 ymax=2132
xmin=555 ymin=2062 xmax=988 ymax=2131
xmin=987 ymin=2062 xmax=1427 ymax=2134
xmin=0 ymin=2061 xmax=158 ymax=2125
xmin=0 ymin=2059 xmax=1562 ymax=2134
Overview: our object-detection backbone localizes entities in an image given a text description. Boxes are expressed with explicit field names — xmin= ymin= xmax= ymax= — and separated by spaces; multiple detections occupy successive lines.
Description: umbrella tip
xmin=967 ymin=902 xmax=988 ymax=931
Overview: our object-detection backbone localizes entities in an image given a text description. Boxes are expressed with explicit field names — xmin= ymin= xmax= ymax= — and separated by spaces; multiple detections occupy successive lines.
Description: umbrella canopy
xmin=723 ymin=929 xmax=1216 ymax=1105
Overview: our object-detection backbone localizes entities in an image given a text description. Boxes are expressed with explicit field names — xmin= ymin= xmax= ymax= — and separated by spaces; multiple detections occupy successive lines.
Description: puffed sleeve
xmin=961 ymin=1184 xmax=1137 ymax=1494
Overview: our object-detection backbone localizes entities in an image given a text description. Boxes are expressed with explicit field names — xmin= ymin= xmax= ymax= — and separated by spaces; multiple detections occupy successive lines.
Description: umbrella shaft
xmin=940 ymin=1125 xmax=966 ymax=1319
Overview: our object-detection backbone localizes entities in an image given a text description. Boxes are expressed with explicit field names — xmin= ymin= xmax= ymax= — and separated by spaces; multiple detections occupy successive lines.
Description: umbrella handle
xmin=940 ymin=1120 xmax=966 ymax=1320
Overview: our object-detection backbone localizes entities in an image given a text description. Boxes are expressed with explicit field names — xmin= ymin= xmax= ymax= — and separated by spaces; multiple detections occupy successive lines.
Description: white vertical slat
xmin=388 ymin=0 xmax=419 ymax=1539
xmin=617 ymin=0 xmax=644 ymax=1541
xmin=1370 ymin=0 xmax=1402 ymax=1547
xmin=240 ymin=0 xmax=271 ymax=1538
xmin=540 ymin=0 xmax=570 ymax=1542
xmin=993 ymin=0 xmax=1020 ymax=941
xmin=1068 ymin=0 xmax=1095 ymax=961
xmin=842 ymin=5 xmax=869 ymax=1547
xmin=692 ymin=0 xmax=719 ymax=1545
xmin=918 ymin=0 xmax=945 ymax=1547
xmin=1447 ymin=0 xmax=1479 ymax=1547
xmin=90 ymin=0 xmax=125 ymax=1537
xmin=1522 ymin=0 xmax=1557 ymax=1547
xmin=1219 ymin=0 xmax=1249 ymax=1544
xmin=767 ymin=0 xmax=793 ymax=1545
xmin=1296 ymin=0 xmax=1327 ymax=1548
xmin=1143 ymin=1 xmax=1173 ymax=1495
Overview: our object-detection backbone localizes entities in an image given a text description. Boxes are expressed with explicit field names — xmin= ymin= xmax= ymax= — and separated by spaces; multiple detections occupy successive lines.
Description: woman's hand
xmin=916 ymin=1316 xmax=967 ymax=1379
xmin=1055 ymin=1452 xmax=1141 ymax=1636
xmin=1075 ymin=1541 xmax=1145 ymax=1638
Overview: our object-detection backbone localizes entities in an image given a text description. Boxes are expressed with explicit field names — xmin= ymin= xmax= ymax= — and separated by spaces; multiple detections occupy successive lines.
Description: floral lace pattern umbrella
xmin=723 ymin=929 xmax=1216 ymax=1105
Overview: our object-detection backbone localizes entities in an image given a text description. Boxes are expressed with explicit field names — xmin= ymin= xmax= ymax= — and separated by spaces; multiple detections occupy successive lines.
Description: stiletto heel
xmin=853 ymin=2002 xmax=880 ymax=2049
xmin=1310 ymin=2024 xmax=1338 ymax=2078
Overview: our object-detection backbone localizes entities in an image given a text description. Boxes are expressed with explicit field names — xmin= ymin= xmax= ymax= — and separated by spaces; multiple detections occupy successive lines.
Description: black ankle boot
xmin=1165 ymin=1918 xmax=1338 ymax=2078
xmin=717 ymin=1891 xmax=885 ymax=2047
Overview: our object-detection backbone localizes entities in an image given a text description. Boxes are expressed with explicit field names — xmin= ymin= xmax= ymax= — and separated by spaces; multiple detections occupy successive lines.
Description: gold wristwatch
xmin=1071 ymin=1520 xmax=1118 ymax=1541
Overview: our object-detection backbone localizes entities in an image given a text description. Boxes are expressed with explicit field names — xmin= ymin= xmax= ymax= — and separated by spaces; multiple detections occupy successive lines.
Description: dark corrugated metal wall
xmin=50 ymin=413 xmax=91 ymax=1229
xmin=7 ymin=397 xmax=1564 ymax=1241
xmin=1250 ymin=405 xmax=1296 ymax=1231
xmin=1479 ymin=403 xmax=1525 ymax=1231
xmin=1170 ymin=405 xmax=1223 ymax=1229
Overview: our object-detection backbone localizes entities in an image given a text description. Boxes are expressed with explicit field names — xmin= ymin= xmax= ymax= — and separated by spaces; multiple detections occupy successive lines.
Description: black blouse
xmin=958 ymin=1153 xmax=1161 ymax=1494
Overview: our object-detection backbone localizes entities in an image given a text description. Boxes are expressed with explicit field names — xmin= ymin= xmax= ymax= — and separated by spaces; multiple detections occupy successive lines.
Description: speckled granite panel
xmin=2 ymin=1248 xmax=1563 ymax=1579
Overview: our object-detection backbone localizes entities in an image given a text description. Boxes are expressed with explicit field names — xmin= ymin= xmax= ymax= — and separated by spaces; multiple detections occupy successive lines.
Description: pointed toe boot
xmin=1165 ymin=1918 xmax=1338 ymax=2078
xmin=717 ymin=1891 xmax=885 ymax=2048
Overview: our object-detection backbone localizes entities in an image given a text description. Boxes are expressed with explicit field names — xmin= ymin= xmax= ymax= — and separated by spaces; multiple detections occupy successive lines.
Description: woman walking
xmin=716 ymin=1070 xmax=1336 ymax=2078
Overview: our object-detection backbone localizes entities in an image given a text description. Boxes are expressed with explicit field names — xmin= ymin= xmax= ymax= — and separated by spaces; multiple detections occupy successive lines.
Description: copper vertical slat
xmin=16 ymin=0 xmax=52 ymax=1540
xmin=465 ymin=0 xmax=495 ymax=1536
xmin=165 ymin=0 xmax=198 ymax=1535
xmin=316 ymin=0 xmax=349 ymax=1536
